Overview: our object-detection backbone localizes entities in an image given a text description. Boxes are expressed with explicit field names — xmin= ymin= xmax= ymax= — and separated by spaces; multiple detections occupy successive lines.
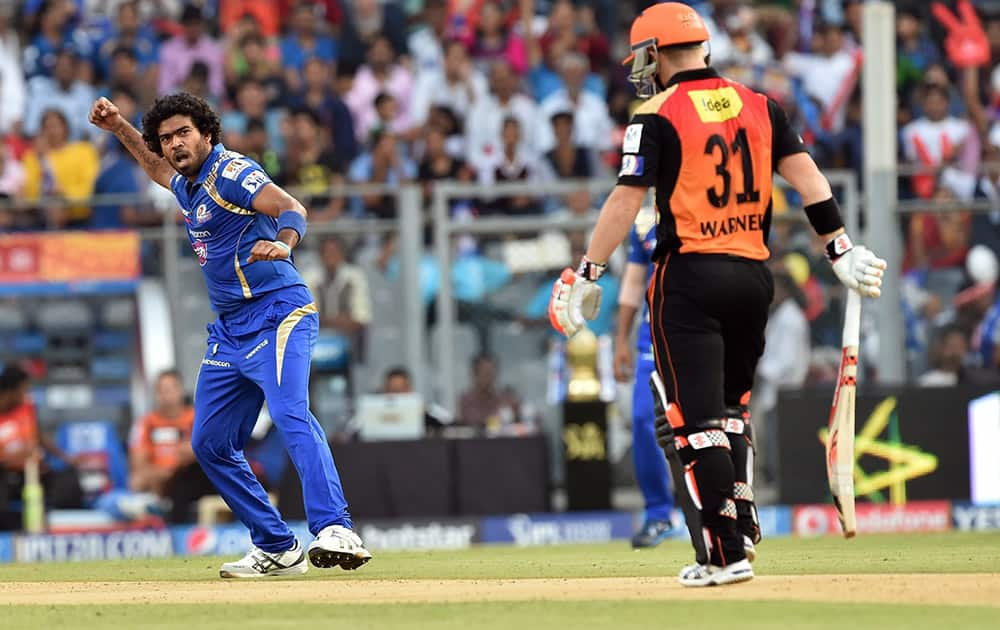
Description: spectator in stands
xmin=720 ymin=4 xmax=774 ymax=68
xmin=338 ymin=0 xmax=408 ymax=71
xmin=242 ymin=117 xmax=283 ymax=180
xmin=476 ymin=117 xmax=544 ymax=216
xmin=129 ymin=369 xmax=212 ymax=524
xmin=752 ymin=270 xmax=811 ymax=482
xmin=380 ymin=366 xmax=449 ymax=433
xmin=221 ymin=78 xmax=283 ymax=155
xmin=457 ymin=354 xmax=522 ymax=432
xmin=466 ymin=60 xmax=539 ymax=168
xmin=543 ymin=110 xmax=595 ymax=180
xmin=224 ymin=28 xmax=282 ymax=106
xmin=21 ymin=108 xmax=100 ymax=229
xmin=0 ymin=4 xmax=26 ymax=137
xmin=23 ymin=0 xmax=94 ymax=80
xmin=525 ymin=3 xmax=605 ymax=103
xmin=412 ymin=39 xmax=489 ymax=129
xmin=897 ymin=4 xmax=941 ymax=100
xmin=783 ymin=21 xmax=861 ymax=135
xmin=95 ymin=1 xmax=158 ymax=91
xmin=0 ymin=364 xmax=83 ymax=531
xmin=24 ymin=48 xmax=97 ymax=141
xmin=408 ymin=0 xmax=449 ymax=75
xmin=104 ymin=46 xmax=143 ymax=102
xmin=310 ymin=236 xmax=373 ymax=363
xmin=0 ymin=143 xmax=25 ymax=202
xmin=902 ymin=83 xmax=976 ymax=199
xmin=418 ymin=125 xmax=473 ymax=202
xmin=903 ymin=188 xmax=971 ymax=271
xmin=157 ymin=4 xmax=224 ymax=100
xmin=465 ymin=0 xmax=527 ymax=75
xmin=277 ymin=107 xmax=346 ymax=222
xmin=286 ymin=57 xmax=357 ymax=164
xmin=348 ymin=127 xmax=417 ymax=218
xmin=537 ymin=51 xmax=613 ymax=155
xmin=180 ymin=61 xmax=217 ymax=108
xmin=278 ymin=2 xmax=337 ymax=93
xmin=344 ymin=34 xmax=414 ymax=145
xmin=919 ymin=325 xmax=970 ymax=386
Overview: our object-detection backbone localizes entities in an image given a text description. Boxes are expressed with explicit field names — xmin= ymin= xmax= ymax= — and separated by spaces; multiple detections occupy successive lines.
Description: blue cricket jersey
xmin=170 ymin=144 xmax=308 ymax=316
xmin=627 ymin=210 xmax=657 ymax=354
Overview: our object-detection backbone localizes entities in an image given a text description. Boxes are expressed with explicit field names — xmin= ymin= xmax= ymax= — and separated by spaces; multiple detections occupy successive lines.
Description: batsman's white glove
xmin=827 ymin=233 xmax=887 ymax=299
xmin=549 ymin=259 xmax=605 ymax=338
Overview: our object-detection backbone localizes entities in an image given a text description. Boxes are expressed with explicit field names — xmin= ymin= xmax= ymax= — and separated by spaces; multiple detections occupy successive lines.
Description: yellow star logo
xmin=818 ymin=396 xmax=938 ymax=505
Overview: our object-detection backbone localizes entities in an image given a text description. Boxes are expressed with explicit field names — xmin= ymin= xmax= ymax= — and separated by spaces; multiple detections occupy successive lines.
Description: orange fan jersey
xmin=617 ymin=68 xmax=807 ymax=262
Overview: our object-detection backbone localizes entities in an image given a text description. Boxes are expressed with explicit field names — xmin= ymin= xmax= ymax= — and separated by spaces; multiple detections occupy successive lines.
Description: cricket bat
xmin=826 ymin=289 xmax=860 ymax=538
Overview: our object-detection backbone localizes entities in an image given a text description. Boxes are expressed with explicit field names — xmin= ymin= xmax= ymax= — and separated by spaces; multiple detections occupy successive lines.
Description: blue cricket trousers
xmin=633 ymin=353 xmax=674 ymax=522
xmin=193 ymin=292 xmax=352 ymax=553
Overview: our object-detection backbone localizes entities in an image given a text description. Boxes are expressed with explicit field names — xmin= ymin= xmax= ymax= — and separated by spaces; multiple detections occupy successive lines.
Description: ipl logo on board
xmin=185 ymin=527 xmax=218 ymax=555
xmin=193 ymin=240 xmax=207 ymax=266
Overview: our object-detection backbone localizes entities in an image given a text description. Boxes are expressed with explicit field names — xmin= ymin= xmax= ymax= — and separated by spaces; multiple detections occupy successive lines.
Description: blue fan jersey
xmin=626 ymin=212 xmax=657 ymax=353
xmin=170 ymin=144 xmax=307 ymax=315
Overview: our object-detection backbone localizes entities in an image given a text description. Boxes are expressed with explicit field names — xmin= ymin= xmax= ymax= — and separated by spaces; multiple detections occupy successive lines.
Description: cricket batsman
xmin=549 ymin=3 xmax=887 ymax=586
xmin=614 ymin=209 xmax=674 ymax=548
xmin=90 ymin=93 xmax=371 ymax=578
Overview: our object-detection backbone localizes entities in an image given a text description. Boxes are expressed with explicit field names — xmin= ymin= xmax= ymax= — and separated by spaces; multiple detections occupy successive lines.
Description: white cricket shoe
xmin=678 ymin=558 xmax=754 ymax=587
xmin=744 ymin=536 xmax=757 ymax=563
xmin=219 ymin=540 xmax=308 ymax=578
xmin=308 ymin=525 xmax=372 ymax=570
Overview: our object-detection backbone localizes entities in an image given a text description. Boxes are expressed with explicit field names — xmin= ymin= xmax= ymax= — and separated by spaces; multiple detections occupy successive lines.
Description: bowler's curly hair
xmin=141 ymin=93 xmax=221 ymax=156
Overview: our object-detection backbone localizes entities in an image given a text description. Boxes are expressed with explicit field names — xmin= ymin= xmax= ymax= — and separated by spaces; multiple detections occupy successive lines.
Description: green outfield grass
xmin=3 ymin=532 xmax=1000 ymax=629
xmin=2 ymin=531 xmax=998 ymax=582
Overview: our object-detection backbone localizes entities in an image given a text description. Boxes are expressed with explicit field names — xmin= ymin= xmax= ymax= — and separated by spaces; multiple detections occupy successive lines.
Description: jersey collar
xmin=192 ymin=143 xmax=226 ymax=185
xmin=665 ymin=67 xmax=720 ymax=89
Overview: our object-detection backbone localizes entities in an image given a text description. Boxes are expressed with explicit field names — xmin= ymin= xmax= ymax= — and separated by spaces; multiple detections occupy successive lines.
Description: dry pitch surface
xmin=2 ymin=532 xmax=999 ymax=629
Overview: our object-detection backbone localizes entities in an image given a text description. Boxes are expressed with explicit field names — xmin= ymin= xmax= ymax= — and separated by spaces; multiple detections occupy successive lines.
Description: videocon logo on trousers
xmin=818 ymin=396 xmax=938 ymax=505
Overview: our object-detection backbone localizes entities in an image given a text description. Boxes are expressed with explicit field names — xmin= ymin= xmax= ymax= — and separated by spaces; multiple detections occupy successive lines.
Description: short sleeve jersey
xmin=617 ymin=68 xmax=807 ymax=262
xmin=626 ymin=210 xmax=657 ymax=353
xmin=170 ymin=144 xmax=307 ymax=314
xmin=0 ymin=401 xmax=38 ymax=470
xmin=129 ymin=407 xmax=195 ymax=473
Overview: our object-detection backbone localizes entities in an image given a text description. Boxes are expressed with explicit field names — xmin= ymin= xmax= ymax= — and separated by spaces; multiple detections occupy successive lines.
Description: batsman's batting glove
xmin=826 ymin=233 xmax=888 ymax=299
xmin=548 ymin=257 xmax=605 ymax=338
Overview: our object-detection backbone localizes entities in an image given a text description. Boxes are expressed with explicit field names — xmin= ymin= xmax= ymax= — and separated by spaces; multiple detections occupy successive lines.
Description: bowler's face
xmin=158 ymin=115 xmax=212 ymax=177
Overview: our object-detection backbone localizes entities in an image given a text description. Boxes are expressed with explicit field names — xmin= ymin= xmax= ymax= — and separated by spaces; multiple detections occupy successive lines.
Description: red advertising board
xmin=0 ymin=231 xmax=140 ymax=292
xmin=793 ymin=501 xmax=952 ymax=536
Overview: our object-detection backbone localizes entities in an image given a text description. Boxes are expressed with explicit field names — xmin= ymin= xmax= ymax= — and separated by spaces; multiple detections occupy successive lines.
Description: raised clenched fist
xmin=89 ymin=97 xmax=124 ymax=133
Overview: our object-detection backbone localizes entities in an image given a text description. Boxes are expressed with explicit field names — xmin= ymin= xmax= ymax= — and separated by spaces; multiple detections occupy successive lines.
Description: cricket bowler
xmin=90 ymin=93 xmax=371 ymax=578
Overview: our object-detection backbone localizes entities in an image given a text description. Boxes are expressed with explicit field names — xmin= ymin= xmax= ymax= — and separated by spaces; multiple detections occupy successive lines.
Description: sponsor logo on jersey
xmin=221 ymin=159 xmax=251 ymax=181
xmin=619 ymin=154 xmax=644 ymax=177
xmin=245 ymin=338 xmax=269 ymax=360
xmin=688 ymin=87 xmax=744 ymax=123
xmin=201 ymin=358 xmax=231 ymax=368
xmin=241 ymin=170 xmax=269 ymax=194
xmin=192 ymin=240 xmax=208 ymax=266
xmin=196 ymin=204 xmax=211 ymax=224
xmin=189 ymin=229 xmax=211 ymax=239
xmin=622 ymin=123 xmax=643 ymax=153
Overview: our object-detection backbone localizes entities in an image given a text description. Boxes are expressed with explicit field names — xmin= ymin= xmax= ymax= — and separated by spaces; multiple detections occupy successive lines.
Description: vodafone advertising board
xmin=793 ymin=501 xmax=952 ymax=536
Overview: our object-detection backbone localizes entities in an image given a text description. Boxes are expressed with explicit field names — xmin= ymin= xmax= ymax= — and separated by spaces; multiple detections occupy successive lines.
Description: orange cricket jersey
xmin=617 ymin=67 xmax=807 ymax=262
xmin=0 ymin=401 xmax=38 ymax=468
xmin=129 ymin=407 xmax=195 ymax=472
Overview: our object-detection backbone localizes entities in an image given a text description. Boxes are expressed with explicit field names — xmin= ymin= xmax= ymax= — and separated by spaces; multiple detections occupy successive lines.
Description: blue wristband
xmin=277 ymin=210 xmax=307 ymax=242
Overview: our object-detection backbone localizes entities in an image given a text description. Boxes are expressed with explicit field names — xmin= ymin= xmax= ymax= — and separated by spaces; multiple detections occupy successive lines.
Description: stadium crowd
xmin=0 ymin=0 xmax=998 ymax=393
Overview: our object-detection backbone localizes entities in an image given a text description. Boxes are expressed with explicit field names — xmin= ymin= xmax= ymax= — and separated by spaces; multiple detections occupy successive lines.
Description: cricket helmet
xmin=623 ymin=2 xmax=710 ymax=98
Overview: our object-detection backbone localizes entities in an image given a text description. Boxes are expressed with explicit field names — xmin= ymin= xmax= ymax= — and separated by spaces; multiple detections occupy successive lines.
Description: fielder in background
xmin=613 ymin=208 xmax=674 ymax=548
xmin=549 ymin=2 xmax=886 ymax=586
xmin=89 ymin=93 xmax=371 ymax=578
